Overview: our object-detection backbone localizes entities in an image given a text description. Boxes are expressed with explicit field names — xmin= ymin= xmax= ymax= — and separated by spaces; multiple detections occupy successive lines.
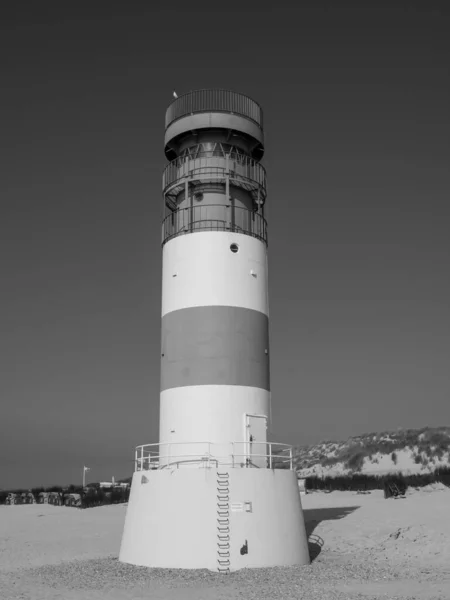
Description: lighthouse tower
xmin=119 ymin=90 xmax=310 ymax=572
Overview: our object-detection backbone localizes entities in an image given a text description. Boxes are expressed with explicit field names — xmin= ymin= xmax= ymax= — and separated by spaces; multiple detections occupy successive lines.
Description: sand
xmin=1 ymin=487 xmax=450 ymax=599
xmin=298 ymin=447 xmax=450 ymax=478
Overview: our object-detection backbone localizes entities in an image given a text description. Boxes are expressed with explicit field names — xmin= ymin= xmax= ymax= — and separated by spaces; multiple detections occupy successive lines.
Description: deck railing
xmin=162 ymin=204 xmax=267 ymax=245
xmin=134 ymin=441 xmax=293 ymax=471
xmin=162 ymin=152 xmax=267 ymax=204
xmin=165 ymin=89 xmax=263 ymax=129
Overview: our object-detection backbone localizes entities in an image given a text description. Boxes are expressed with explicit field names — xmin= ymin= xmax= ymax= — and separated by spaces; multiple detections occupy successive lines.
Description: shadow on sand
xmin=303 ymin=505 xmax=360 ymax=561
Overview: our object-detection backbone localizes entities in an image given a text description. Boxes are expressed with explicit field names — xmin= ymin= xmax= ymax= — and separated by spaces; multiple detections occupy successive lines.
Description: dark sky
xmin=1 ymin=1 xmax=449 ymax=489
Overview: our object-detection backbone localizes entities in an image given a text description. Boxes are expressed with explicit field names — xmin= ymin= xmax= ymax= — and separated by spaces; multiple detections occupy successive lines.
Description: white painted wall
xmin=119 ymin=468 xmax=310 ymax=571
xmin=228 ymin=468 xmax=310 ymax=569
xmin=161 ymin=232 xmax=269 ymax=316
xmin=159 ymin=384 xmax=269 ymax=465
xmin=120 ymin=469 xmax=217 ymax=569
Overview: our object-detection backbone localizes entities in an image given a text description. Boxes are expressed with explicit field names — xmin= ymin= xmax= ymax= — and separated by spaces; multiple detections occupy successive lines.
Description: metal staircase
xmin=216 ymin=471 xmax=231 ymax=573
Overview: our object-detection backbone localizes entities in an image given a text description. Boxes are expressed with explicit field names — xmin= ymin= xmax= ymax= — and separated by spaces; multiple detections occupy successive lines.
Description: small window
xmin=230 ymin=243 xmax=239 ymax=253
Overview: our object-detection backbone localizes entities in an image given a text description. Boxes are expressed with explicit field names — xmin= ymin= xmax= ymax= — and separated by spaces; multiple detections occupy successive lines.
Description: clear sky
xmin=1 ymin=1 xmax=449 ymax=490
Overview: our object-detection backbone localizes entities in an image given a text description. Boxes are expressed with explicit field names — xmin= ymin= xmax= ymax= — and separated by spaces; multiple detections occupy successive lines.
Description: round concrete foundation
xmin=119 ymin=467 xmax=310 ymax=571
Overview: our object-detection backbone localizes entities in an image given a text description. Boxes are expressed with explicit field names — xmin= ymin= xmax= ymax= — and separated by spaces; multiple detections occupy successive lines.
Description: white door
xmin=245 ymin=414 xmax=268 ymax=468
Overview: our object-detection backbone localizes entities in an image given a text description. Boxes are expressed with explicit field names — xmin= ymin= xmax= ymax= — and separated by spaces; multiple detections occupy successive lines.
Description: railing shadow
xmin=303 ymin=506 xmax=360 ymax=562
xmin=307 ymin=533 xmax=324 ymax=561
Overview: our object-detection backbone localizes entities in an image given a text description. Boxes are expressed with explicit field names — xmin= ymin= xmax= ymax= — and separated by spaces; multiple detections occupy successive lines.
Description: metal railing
xmin=162 ymin=152 xmax=267 ymax=204
xmin=162 ymin=204 xmax=267 ymax=245
xmin=165 ymin=89 xmax=263 ymax=129
xmin=134 ymin=441 xmax=293 ymax=471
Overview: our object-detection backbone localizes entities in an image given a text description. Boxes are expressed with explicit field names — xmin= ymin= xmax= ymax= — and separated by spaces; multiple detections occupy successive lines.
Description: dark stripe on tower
xmin=161 ymin=306 xmax=270 ymax=391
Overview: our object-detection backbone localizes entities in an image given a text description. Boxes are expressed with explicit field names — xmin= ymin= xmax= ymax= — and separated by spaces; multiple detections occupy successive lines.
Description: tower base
xmin=119 ymin=468 xmax=310 ymax=571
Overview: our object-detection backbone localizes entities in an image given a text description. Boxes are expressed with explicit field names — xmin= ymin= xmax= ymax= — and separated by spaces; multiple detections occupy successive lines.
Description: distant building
xmin=99 ymin=481 xmax=129 ymax=489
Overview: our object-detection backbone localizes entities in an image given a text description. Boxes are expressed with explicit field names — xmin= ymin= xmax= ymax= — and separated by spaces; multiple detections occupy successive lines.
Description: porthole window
xmin=230 ymin=243 xmax=239 ymax=253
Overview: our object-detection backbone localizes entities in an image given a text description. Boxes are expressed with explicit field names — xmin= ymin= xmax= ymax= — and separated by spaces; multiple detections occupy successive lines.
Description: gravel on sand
xmin=2 ymin=551 xmax=448 ymax=600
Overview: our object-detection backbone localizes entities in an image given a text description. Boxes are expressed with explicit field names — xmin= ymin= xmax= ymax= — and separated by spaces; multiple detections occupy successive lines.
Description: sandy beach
xmin=1 ymin=485 xmax=450 ymax=599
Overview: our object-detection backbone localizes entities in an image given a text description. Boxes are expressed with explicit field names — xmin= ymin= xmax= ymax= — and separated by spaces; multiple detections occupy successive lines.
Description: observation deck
xmin=162 ymin=89 xmax=267 ymax=247
xmin=134 ymin=441 xmax=294 ymax=471
xmin=163 ymin=151 xmax=266 ymax=207
xmin=164 ymin=89 xmax=265 ymax=161
xmin=162 ymin=204 xmax=267 ymax=245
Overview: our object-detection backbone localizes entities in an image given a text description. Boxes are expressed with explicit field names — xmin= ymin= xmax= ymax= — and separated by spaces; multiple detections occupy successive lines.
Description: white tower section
xmin=119 ymin=90 xmax=310 ymax=572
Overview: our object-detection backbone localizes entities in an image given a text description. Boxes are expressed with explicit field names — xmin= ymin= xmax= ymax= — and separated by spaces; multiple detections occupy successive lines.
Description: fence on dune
xmin=303 ymin=467 xmax=450 ymax=494
xmin=0 ymin=485 xmax=130 ymax=508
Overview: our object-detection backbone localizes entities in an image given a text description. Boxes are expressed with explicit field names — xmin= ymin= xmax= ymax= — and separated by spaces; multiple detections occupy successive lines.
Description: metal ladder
xmin=216 ymin=471 xmax=231 ymax=573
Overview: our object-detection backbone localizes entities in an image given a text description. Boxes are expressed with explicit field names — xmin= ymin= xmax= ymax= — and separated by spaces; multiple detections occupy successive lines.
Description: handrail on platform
xmin=134 ymin=441 xmax=294 ymax=472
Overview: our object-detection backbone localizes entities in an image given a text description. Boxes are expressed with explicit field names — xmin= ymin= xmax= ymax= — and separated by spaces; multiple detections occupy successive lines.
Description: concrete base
xmin=119 ymin=468 xmax=310 ymax=571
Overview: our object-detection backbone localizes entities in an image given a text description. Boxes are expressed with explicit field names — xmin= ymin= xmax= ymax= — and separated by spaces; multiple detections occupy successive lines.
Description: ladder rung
xmin=217 ymin=472 xmax=229 ymax=477
xmin=217 ymin=535 xmax=230 ymax=541
xmin=218 ymin=551 xmax=230 ymax=557
xmin=218 ymin=543 xmax=230 ymax=549
xmin=218 ymin=560 xmax=230 ymax=565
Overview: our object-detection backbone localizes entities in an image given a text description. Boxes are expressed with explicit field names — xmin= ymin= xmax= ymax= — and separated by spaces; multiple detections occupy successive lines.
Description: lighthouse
xmin=119 ymin=89 xmax=310 ymax=572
